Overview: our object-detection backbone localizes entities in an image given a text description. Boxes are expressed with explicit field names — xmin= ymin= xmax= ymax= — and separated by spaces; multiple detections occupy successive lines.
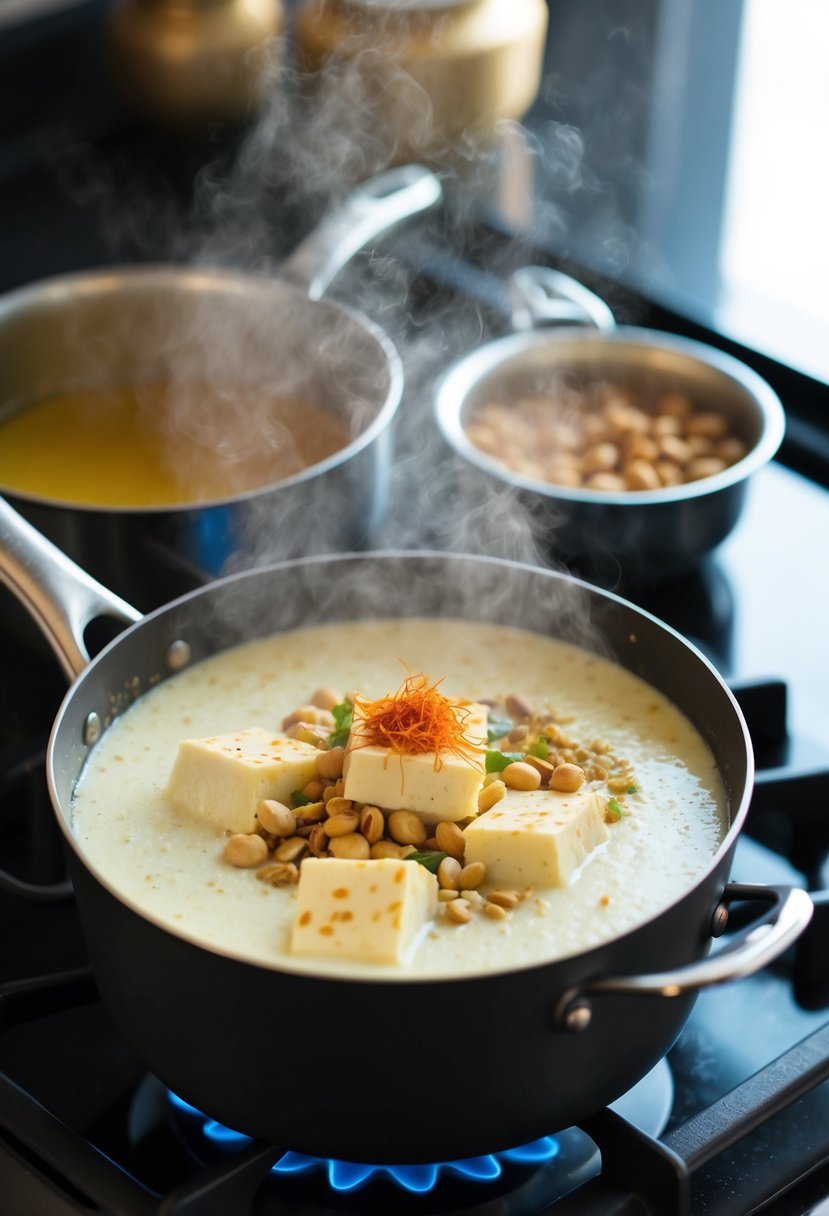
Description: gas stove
xmin=2 ymin=4 xmax=829 ymax=1213
xmin=2 ymin=285 xmax=829 ymax=1215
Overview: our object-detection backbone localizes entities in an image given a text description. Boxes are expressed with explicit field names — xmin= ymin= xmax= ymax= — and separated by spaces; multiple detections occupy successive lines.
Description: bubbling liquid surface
xmin=0 ymin=383 xmax=351 ymax=508
xmin=70 ymin=618 xmax=728 ymax=980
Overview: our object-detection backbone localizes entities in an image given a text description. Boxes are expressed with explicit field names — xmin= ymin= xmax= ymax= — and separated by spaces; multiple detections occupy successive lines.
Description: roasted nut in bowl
xmin=435 ymin=326 xmax=786 ymax=585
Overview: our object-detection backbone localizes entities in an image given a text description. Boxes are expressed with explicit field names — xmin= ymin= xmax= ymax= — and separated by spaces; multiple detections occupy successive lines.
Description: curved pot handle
xmin=279 ymin=164 xmax=442 ymax=301
xmin=555 ymin=883 xmax=813 ymax=1032
xmin=0 ymin=497 xmax=141 ymax=682
xmin=509 ymin=265 xmax=616 ymax=333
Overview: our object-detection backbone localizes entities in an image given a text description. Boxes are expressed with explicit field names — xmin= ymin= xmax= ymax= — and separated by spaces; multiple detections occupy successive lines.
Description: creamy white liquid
xmin=70 ymin=619 xmax=728 ymax=980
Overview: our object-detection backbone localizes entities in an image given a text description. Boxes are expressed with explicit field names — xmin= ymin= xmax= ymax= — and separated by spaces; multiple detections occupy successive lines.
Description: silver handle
xmin=509 ymin=265 xmax=616 ymax=333
xmin=279 ymin=164 xmax=442 ymax=301
xmin=555 ymin=884 xmax=813 ymax=1032
xmin=0 ymin=497 xmax=141 ymax=682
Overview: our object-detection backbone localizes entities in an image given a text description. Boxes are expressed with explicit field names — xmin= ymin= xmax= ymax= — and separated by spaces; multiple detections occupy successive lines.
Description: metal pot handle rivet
xmin=553 ymin=884 xmax=813 ymax=1032
xmin=84 ymin=712 xmax=103 ymax=746
xmin=166 ymin=640 xmax=192 ymax=672
xmin=710 ymin=902 xmax=730 ymax=938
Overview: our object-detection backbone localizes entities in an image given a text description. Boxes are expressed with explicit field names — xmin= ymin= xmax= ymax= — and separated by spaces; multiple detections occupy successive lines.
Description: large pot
xmin=0 ymin=499 xmax=812 ymax=1162
xmin=0 ymin=165 xmax=440 ymax=610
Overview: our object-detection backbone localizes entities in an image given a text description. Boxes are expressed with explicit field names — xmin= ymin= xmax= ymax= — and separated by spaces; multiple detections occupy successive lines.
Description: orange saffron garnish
xmin=350 ymin=674 xmax=477 ymax=771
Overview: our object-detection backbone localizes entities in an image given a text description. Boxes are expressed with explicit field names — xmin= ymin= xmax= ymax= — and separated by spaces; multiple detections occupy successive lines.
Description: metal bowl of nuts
xmin=435 ymin=326 xmax=785 ymax=583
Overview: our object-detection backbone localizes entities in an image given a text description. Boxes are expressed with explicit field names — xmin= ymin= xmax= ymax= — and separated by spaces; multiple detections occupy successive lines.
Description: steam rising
xmin=43 ymin=17 xmax=653 ymax=643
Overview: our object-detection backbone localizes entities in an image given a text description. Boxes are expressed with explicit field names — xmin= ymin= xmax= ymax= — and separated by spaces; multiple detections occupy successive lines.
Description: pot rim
xmin=46 ymin=549 xmax=754 ymax=985
xmin=435 ymin=326 xmax=786 ymax=506
xmin=0 ymin=265 xmax=404 ymax=514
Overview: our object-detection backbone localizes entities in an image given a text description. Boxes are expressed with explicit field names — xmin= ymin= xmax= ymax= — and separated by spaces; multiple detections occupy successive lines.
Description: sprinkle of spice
xmin=350 ymin=674 xmax=477 ymax=771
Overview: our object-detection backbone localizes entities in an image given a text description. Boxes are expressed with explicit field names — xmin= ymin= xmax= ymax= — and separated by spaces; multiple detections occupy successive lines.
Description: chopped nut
xmin=359 ymin=805 xmax=385 ymax=844
xmin=387 ymin=809 xmax=428 ymax=847
xmin=282 ymin=705 xmax=334 ymax=730
xmin=550 ymin=762 xmax=585 ymax=792
xmin=310 ymin=687 xmax=342 ymax=712
xmin=329 ymin=833 xmax=371 ymax=860
xmin=483 ymin=901 xmax=509 ymax=920
xmin=370 ymin=840 xmax=416 ymax=860
xmin=458 ymin=861 xmax=486 ymax=890
xmin=316 ymin=747 xmax=345 ymax=780
xmin=505 ymin=693 xmax=534 ymax=720
xmin=274 ymin=836 xmax=309 ymax=863
xmin=224 ymin=833 xmax=269 ymax=868
xmin=324 ymin=810 xmax=360 ymax=837
xmin=309 ymin=824 xmax=330 ymax=857
xmin=295 ymin=801 xmax=326 ymax=823
xmin=501 ymin=761 xmax=542 ymax=791
xmin=256 ymin=861 xmax=299 ymax=886
xmin=437 ymin=856 xmax=462 ymax=890
xmin=256 ymin=799 xmax=296 ymax=837
xmin=487 ymin=888 xmax=520 ymax=909
xmin=445 ymin=898 xmax=472 ymax=924
xmin=435 ymin=820 xmax=465 ymax=861
xmin=478 ymin=780 xmax=506 ymax=813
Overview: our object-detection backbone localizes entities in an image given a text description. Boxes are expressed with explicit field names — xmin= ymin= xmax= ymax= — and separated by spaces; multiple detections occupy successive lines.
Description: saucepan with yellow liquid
xmin=0 ymin=165 xmax=440 ymax=607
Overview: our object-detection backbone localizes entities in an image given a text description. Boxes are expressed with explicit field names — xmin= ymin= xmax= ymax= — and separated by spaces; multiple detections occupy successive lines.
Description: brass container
xmin=294 ymin=0 xmax=548 ymax=164
xmin=108 ymin=0 xmax=285 ymax=130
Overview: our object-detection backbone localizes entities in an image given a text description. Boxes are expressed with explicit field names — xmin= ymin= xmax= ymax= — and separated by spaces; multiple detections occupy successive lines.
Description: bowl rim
xmin=435 ymin=325 xmax=786 ymax=506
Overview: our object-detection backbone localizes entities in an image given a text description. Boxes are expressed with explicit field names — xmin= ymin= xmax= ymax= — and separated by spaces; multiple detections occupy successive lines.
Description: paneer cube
xmin=166 ymin=727 xmax=319 ymax=834
xmin=463 ymin=787 xmax=609 ymax=888
xmin=290 ymin=858 xmax=439 ymax=964
xmin=342 ymin=701 xmax=487 ymax=822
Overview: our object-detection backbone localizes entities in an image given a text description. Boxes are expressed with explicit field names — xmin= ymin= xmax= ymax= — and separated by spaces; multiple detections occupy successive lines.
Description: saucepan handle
xmin=0 ymin=497 xmax=141 ymax=683
xmin=509 ymin=265 xmax=616 ymax=333
xmin=555 ymin=883 xmax=814 ymax=1032
xmin=278 ymin=164 xmax=442 ymax=302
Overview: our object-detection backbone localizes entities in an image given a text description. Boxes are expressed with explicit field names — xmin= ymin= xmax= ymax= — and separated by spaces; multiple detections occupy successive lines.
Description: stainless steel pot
xmin=435 ymin=325 xmax=786 ymax=585
xmin=0 ymin=165 xmax=440 ymax=609
xmin=0 ymin=498 xmax=813 ymax=1161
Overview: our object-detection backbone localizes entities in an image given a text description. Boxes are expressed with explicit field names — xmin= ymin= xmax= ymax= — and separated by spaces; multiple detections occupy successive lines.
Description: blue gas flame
xmin=168 ymin=1091 xmax=559 ymax=1193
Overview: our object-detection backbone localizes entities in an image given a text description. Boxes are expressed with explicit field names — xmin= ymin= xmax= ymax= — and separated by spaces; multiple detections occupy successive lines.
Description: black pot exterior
xmin=515 ymin=470 xmax=747 ymax=586
xmin=69 ymin=839 xmax=731 ymax=1162
xmin=47 ymin=554 xmax=752 ymax=1161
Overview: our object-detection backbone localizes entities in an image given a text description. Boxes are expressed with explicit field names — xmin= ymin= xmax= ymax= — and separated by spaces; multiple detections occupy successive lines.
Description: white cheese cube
xmin=463 ymin=787 xmax=609 ymax=888
xmin=342 ymin=701 xmax=487 ymax=823
xmin=166 ymin=727 xmax=319 ymax=834
xmin=290 ymin=858 xmax=439 ymax=964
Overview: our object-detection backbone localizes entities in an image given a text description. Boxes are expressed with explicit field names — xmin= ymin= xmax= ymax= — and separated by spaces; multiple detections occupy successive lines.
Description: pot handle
xmin=555 ymin=883 xmax=813 ymax=1032
xmin=0 ymin=497 xmax=141 ymax=682
xmin=509 ymin=265 xmax=616 ymax=333
xmin=278 ymin=164 xmax=442 ymax=301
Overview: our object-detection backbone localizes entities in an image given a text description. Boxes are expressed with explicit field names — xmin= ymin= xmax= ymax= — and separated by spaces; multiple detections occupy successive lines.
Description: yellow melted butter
xmin=70 ymin=618 xmax=730 ymax=981
xmin=0 ymin=383 xmax=351 ymax=508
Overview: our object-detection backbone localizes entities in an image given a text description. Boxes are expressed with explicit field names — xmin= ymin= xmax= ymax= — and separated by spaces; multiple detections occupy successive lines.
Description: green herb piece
xmin=627 ymin=785 xmax=639 ymax=795
xmin=529 ymin=738 xmax=550 ymax=759
xmin=328 ymin=701 xmax=353 ymax=749
xmin=485 ymin=749 xmax=525 ymax=773
xmin=486 ymin=716 xmax=513 ymax=743
xmin=606 ymin=797 xmax=623 ymax=821
xmin=291 ymin=790 xmax=313 ymax=808
xmin=404 ymin=851 xmax=448 ymax=874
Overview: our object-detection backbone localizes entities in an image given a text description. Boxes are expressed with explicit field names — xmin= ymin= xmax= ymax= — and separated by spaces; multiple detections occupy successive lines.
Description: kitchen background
xmin=1 ymin=0 xmax=828 ymax=1213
